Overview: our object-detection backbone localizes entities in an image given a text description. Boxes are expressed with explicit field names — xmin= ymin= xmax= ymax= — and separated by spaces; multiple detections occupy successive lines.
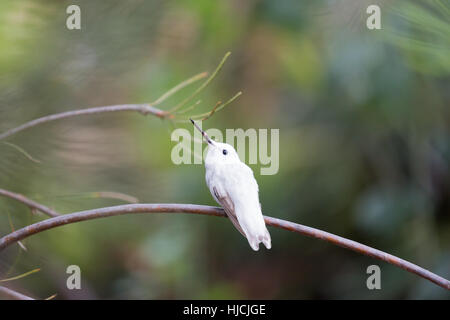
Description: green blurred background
xmin=0 ymin=0 xmax=449 ymax=299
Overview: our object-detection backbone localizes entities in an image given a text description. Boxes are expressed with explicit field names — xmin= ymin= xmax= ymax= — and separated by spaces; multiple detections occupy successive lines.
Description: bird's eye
xmin=222 ymin=149 xmax=228 ymax=155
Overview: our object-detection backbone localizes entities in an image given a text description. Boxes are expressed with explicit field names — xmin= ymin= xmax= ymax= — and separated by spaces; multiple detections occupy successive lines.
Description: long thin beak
xmin=190 ymin=119 xmax=215 ymax=146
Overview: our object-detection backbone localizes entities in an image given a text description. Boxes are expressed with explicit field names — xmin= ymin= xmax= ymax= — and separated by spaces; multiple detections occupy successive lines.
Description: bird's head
xmin=205 ymin=140 xmax=241 ymax=165
xmin=190 ymin=119 xmax=241 ymax=166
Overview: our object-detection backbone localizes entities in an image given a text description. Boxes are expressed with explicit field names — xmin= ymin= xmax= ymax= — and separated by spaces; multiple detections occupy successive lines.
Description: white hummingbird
xmin=190 ymin=119 xmax=271 ymax=251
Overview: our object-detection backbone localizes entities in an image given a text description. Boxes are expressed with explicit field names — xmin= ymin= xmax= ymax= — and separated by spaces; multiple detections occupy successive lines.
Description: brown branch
xmin=0 ymin=54 xmax=232 ymax=141
xmin=201 ymin=100 xmax=222 ymax=121
xmin=190 ymin=91 xmax=242 ymax=122
xmin=0 ymin=188 xmax=60 ymax=217
xmin=0 ymin=203 xmax=448 ymax=290
xmin=0 ymin=286 xmax=34 ymax=300
xmin=0 ymin=104 xmax=168 ymax=141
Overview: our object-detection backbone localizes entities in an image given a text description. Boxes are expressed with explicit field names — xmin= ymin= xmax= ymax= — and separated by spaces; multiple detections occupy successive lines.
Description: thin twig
xmin=0 ymin=189 xmax=60 ymax=217
xmin=91 ymin=191 xmax=139 ymax=204
xmin=1 ymin=142 xmax=41 ymax=163
xmin=45 ymin=293 xmax=57 ymax=300
xmin=0 ymin=104 xmax=167 ymax=141
xmin=152 ymin=72 xmax=208 ymax=105
xmin=169 ymin=52 xmax=231 ymax=113
xmin=201 ymin=101 xmax=222 ymax=121
xmin=0 ymin=268 xmax=41 ymax=283
xmin=30 ymin=191 xmax=139 ymax=204
xmin=0 ymin=203 xmax=448 ymax=290
xmin=7 ymin=211 xmax=27 ymax=251
xmin=175 ymin=100 xmax=202 ymax=115
xmin=192 ymin=91 xmax=242 ymax=121
xmin=0 ymin=286 xmax=34 ymax=300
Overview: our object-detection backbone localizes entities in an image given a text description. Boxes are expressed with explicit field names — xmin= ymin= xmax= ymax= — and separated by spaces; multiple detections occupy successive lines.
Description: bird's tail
xmin=248 ymin=228 xmax=271 ymax=251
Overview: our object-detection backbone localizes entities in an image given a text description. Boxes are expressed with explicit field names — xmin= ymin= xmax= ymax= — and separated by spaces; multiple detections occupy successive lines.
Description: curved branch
xmin=0 ymin=104 xmax=167 ymax=141
xmin=0 ymin=189 xmax=60 ymax=217
xmin=0 ymin=204 xmax=448 ymax=290
xmin=0 ymin=286 xmax=34 ymax=300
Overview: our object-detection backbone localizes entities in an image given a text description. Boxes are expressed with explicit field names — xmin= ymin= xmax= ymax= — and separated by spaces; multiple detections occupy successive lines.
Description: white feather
xmin=204 ymin=141 xmax=271 ymax=251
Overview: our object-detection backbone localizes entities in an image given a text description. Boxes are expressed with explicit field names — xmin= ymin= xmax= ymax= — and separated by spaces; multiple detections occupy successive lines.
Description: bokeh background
xmin=0 ymin=0 xmax=449 ymax=299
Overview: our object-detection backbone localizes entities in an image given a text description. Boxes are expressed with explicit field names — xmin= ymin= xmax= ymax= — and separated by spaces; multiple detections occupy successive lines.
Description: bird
xmin=190 ymin=119 xmax=271 ymax=251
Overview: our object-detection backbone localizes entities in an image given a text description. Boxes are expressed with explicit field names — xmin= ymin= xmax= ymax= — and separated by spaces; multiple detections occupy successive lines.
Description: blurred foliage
xmin=0 ymin=0 xmax=449 ymax=299
xmin=385 ymin=0 xmax=450 ymax=75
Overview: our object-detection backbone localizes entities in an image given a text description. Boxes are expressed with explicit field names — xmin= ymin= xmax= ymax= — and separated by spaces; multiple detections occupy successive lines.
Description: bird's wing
xmin=209 ymin=163 xmax=271 ymax=251
xmin=212 ymin=186 xmax=246 ymax=237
